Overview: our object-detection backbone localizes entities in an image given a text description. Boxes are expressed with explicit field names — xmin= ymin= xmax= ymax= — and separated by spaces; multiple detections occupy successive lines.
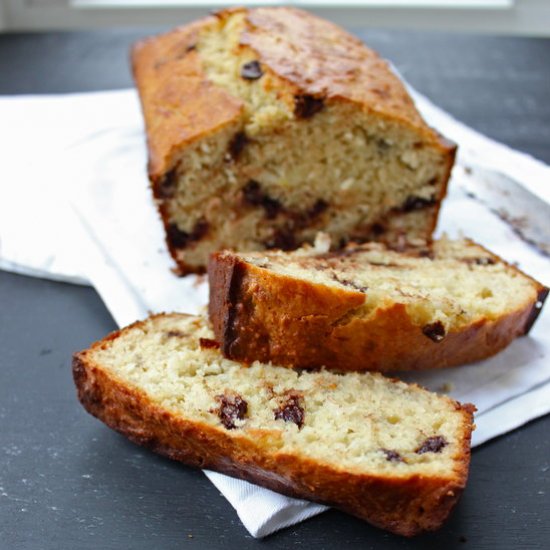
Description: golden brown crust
xmin=131 ymin=18 xmax=242 ymax=180
xmin=208 ymin=248 xmax=547 ymax=372
xmin=73 ymin=316 xmax=474 ymax=536
xmin=242 ymin=8 xmax=441 ymax=142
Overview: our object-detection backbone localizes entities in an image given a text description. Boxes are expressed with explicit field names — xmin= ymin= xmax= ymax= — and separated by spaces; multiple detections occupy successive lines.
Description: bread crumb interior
xmin=164 ymin=10 xmax=449 ymax=270
xmin=93 ymin=315 xmax=470 ymax=479
xmin=240 ymin=237 xmax=537 ymax=331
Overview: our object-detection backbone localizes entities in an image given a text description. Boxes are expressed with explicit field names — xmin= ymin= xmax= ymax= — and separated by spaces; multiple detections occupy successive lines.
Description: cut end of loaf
xmin=132 ymin=7 xmax=455 ymax=274
xmin=73 ymin=313 xmax=475 ymax=536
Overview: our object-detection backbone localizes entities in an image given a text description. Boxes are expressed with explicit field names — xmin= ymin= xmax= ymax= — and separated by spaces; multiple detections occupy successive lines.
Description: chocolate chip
xmin=332 ymin=238 xmax=343 ymax=250
xmin=416 ymin=435 xmax=448 ymax=454
xmin=402 ymin=195 xmax=437 ymax=212
xmin=370 ymin=223 xmax=386 ymax=236
xmin=227 ymin=132 xmax=248 ymax=161
xmin=166 ymin=330 xmax=187 ymax=338
xmin=157 ymin=168 xmax=178 ymax=198
xmin=309 ymin=199 xmax=329 ymax=218
xmin=166 ymin=218 xmax=209 ymax=249
xmin=382 ymin=449 xmax=403 ymax=462
xmin=418 ymin=249 xmax=435 ymax=259
xmin=166 ymin=224 xmax=190 ymax=249
xmin=422 ymin=321 xmax=446 ymax=343
xmin=215 ymin=393 xmax=248 ymax=430
xmin=284 ymin=200 xmax=329 ymax=233
xmin=199 ymin=338 xmax=220 ymax=350
xmin=377 ymin=139 xmax=391 ymax=152
xmin=259 ymin=197 xmax=280 ymax=220
xmin=242 ymin=180 xmax=328 ymax=243
xmin=294 ymin=94 xmax=325 ymax=119
xmin=471 ymin=257 xmax=496 ymax=266
xmin=332 ymin=273 xmax=368 ymax=293
xmin=265 ymin=227 xmax=296 ymax=251
xmin=274 ymin=394 xmax=305 ymax=428
xmin=191 ymin=219 xmax=209 ymax=240
xmin=427 ymin=176 xmax=438 ymax=186
xmin=242 ymin=181 xmax=282 ymax=219
xmin=242 ymin=180 xmax=262 ymax=203
xmin=241 ymin=60 xmax=263 ymax=80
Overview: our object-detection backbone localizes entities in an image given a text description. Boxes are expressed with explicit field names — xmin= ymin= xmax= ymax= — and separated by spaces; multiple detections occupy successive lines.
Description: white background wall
xmin=1 ymin=0 xmax=549 ymax=36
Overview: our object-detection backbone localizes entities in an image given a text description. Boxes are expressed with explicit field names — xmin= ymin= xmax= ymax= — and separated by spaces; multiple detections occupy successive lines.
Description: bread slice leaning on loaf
xmin=208 ymin=237 xmax=548 ymax=372
xmin=132 ymin=6 xmax=456 ymax=274
xmin=73 ymin=313 xmax=475 ymax=536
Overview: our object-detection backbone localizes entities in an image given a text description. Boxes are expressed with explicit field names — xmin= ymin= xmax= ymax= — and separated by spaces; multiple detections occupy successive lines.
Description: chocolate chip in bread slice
xmin=73 ymin=313 xmax=475 ymax=536
xmin=132 ymin=7 xmax=455 ymax=274
xmin=208 ymin=236 xmax=547 ymax=372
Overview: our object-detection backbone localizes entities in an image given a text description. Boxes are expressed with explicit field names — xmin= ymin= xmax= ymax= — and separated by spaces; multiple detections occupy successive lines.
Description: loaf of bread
xmin=73 ymin=313 xmax=475 ymax=536
xmin=209 ymin=236 xmax=548 ymax=372
xmin=132 ymin=7 xmax=456 ymax=274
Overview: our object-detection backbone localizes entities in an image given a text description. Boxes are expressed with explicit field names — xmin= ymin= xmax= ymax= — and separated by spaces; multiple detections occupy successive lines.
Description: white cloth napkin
xmin=0 ymin=91 xmax=139 ymax=284
xmin=1 ymin=89 xmax=550 ymax=538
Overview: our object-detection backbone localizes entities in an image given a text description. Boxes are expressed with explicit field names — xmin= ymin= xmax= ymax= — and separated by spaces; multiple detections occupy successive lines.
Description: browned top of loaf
xmin=131 ymin=17 xmax=243 ymax=179
xmin=132 ymin=6 xmax=451 ymax=179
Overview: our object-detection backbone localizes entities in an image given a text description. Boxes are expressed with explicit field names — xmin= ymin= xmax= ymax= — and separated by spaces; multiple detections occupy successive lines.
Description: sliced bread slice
xmin=73 ymin=313 xmax=475 ymax=536
xmin=208 ymin=236 xmax=547 ymax=372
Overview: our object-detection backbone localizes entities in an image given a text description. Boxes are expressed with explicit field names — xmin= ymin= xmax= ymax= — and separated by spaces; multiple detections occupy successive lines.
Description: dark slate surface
xmin=0 ymin=27 xmax=549 ymax=550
